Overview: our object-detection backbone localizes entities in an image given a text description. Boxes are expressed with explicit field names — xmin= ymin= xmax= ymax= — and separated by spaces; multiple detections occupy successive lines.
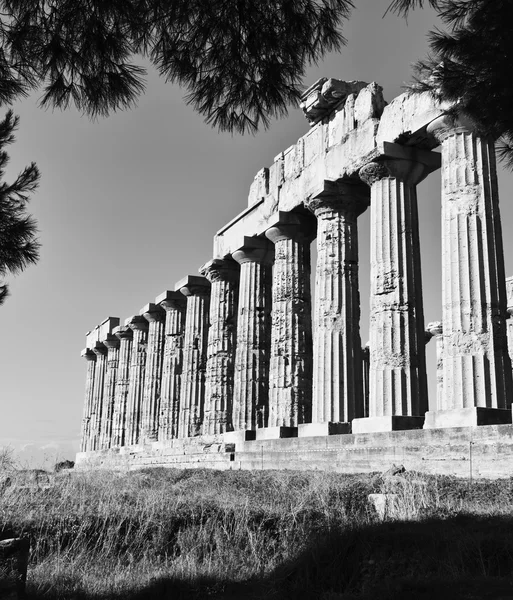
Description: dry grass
xmin=2 ymin=467 xmax=513 ymax=599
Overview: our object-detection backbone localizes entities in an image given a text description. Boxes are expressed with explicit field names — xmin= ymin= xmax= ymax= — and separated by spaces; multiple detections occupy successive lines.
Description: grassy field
xmin=2 ymin=466 xmax=513 ymax=599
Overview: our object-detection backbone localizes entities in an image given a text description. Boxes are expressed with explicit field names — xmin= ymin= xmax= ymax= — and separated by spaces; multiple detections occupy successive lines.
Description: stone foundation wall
xmin=76 ymin=423 xmax=513 ymax=480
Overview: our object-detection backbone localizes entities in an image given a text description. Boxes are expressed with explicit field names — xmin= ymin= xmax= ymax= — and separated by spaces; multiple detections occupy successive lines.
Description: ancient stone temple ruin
xmin=76 ymin=78 xmax=513 ymax=477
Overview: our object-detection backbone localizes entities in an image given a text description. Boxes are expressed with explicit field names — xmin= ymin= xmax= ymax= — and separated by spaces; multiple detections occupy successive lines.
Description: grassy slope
xmin=2 ymin=468 xmax=513 ymax=599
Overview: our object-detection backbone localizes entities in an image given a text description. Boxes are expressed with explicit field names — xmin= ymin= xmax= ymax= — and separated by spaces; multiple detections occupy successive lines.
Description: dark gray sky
xmin=2 ymin=1 xmax=512 ymax=466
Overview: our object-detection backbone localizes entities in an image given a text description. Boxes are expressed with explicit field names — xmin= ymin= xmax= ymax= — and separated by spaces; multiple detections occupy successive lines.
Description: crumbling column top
xmin=232 ymin=236 xmax=274 ymax=265
xmin=92 ymin=341 xmax=107 ymax=356
xmin=113 ymin=325 xmax=133 ymax=341
xmin=103 ymin=333 xmax=120 ymax=349
xmin=426 ymin=321 xmax=443 ymax=337
xmin=265 ymin=211 xmax=316 ymax=244
xmin=125 ymin=314 xmax=149 ymax=331
xmin=156 ymin=290 xmax=187 ymax=310
xmin=81 ymin=348 xmax=96 ymax=361
xmin=176 ymin=275 xmax=211 ymax=297
xmin=306 ymin=178 xmax=370 ymax=218
xmin=140 ymin=302 xmax=166 ymax=322
xmin=200 ymin=257 xmax=240 ymax=283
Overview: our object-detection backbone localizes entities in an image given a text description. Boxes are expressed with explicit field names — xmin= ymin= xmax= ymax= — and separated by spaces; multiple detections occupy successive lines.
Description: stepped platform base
xmin=297 ymin=422 xmax=351 ymax=437
xmin=255 ymin=427 xmax=297 ymax=440
xmin=424 ymin=408 xmax=512 ymax=429
xmin=352 ymin=416 xmax=425 ymax=434
xmin=77 ymin=423 xmax=513 ymax=479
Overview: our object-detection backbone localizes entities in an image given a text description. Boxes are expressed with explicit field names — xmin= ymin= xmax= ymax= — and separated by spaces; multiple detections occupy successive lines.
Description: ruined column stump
xmin=231 ymin=237 xmax=274 ymax=435
xmin=301 ymin=180 xmax=369 ymax=437
xmin=200 ymin=258 xmax=240 ymax=436
xmin=177 ymin=276 xmax=211 ymax=438
xmin=156 ymin=291 xmax=186 ymax=441
xmin=424 ymin=115 xmax=512 ymax=429
xmin=352 ymin=146 xmax=439 ymax=434
xmin=0 ymin=538 xmax=29 ymax=600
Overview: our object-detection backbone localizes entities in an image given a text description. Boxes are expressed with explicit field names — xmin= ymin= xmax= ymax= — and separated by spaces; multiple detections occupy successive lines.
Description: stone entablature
xmin=79 ymin=78 xmax=513 ymax=457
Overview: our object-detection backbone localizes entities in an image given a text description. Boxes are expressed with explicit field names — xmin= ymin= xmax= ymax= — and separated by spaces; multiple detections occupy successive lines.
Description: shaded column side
xmin=111 ymin=326 xmax=133 ymax=447
xmin=125 ymin=316 xmax=148 ymax=445
xmin=99 ymin=334 xmax=120 ymax=449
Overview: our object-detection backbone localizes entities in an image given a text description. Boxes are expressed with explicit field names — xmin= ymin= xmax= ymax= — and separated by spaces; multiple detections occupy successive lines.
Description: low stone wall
xmin=76 ymin=423 xmax=513 ymax=479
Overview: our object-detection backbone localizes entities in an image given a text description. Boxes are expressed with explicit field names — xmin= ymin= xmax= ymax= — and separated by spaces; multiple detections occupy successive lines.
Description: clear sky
xmin=2 ymin=0 xmax=513 ymax=468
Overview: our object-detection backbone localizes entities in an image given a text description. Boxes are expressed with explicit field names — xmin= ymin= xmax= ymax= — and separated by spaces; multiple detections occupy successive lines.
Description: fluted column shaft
xmin=90 ymin=343 xmax=107 ymax=451
xmin=306 ymin=182 xmax=369 ymax=423
xmin=111 ymin=326 xmax=133 ymax=447
xmin=360 ymin=159 xmax=429 ymax=418
xmin=200 ymin=259 xmax=240 ymax=435
xmin=177 ymin=276 xmax=211 ymax=438
xmin=99 ymin=336 xmax=120 ymax=449
xmin=80 ymin=349 xmax=96 ymax=452
xmin=125 ymin=316 xmax=148 ymax=445
xmin=157 ymin=291 xmax=186 ymax=440
xmin=140 ymin=304 xmax=166 ymax=443
xmin=427 ymin=322 xmax=444 ymax=412
xmin=362 ymin=344 xmax=370 ymax=418
xmin=232 ymin=238 xmax=274 ymax=430
xmin=266 ymin=214 xmax=314 ymax=427
xmin=428 ymin=115 xmax=512 ymax=410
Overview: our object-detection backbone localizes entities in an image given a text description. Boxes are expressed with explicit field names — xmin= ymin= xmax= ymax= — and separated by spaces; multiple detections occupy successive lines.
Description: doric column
xmin=265 ymin=212 xmax=314 ymax=428
xmin=362 ymin=343 xmax=370 ymax=418
xmin=353 ymin=145 xmax=440 ymax=433
xmin=176 ymin=275 xmax=211 ymax=438
xmin=303 ymin=180 xmax=369 ymax=432
xmin=90 ymin=341 xmax=107 ymax=451
xmin=200 ymin=258 xmax=240 ymax=435
xmin=125 ymin=315 xmax=148 ymax=445
xmin=111 ymin=325 xmax=133 ymax=447
xmin=156 ymin=290 xmax=186 ymax=440
xmin=231 ymin=237 xmax=274 ymax=431
xmin=99 ymin=334 xmax=120 ymax=449
xmin=80 ymin=348 xmax=96 ymax=452
xmin=427 ymin=321 xmax=444 ymax=413
xmin=505 ymin=277 xmax=513 ymax=374
xmin=140 ymin=303 xmax=166 ymax=443
xmin=424 ymin=115 xmax=512 ymax=428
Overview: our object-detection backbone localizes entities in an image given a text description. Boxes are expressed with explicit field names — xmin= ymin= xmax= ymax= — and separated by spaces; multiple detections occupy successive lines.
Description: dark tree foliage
xmin=0 ymin=110 xmax=40 ymax=305
xmin=0 ymin=0 xmax=354 ymax=133
xmin=390 ymin=0 xmax=513 ymax=168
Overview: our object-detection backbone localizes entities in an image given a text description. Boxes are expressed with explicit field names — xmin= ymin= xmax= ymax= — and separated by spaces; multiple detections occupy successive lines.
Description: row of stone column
xmin=80 ymin=113 xmax=513 ymax=452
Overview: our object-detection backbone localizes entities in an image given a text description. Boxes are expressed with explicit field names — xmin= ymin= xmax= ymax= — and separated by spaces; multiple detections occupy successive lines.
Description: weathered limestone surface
xmin=140 ymin=303 xmax=166 ymax=443
xmin=424 ymin=115 xmax=513 ymax=426
xmin=90 ymin=341 xmax=107 ymax=451
xmin=80 ymin=348 xmax=96 ymax=452
xmin=506 ymin=277 xmax=513 ymax=369
xmin=232 ymin=237 xmax=274 ymax=430
xmin=125 ymin=315 xmax=148 ymax=445
xmin=156 ymin=291 xmax=186 ymax=441
xmin=353 ymin=145 xmax=440 ymax=433
xmin=111 ymin=325 xmax=133 ymax=447
xmin=265 ymin=212 xmax=315 ymax=427
xmin=200 ymin=258 xmax=240 ymax=435
xmin=305 ymin=180 xmax=369 ymax=425
xmin=427 ymin=321 xmax=444 ymax=412
xmin=99 ymin=334 xmax=120 ymax=449
xmin=177 ymin=276 xmax=211 ymax=438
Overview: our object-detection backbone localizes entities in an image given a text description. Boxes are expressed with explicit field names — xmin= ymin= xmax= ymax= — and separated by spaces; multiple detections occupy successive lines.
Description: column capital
xmin=156 ymin=290 xmax=187 ymax=311
xmin=125 ymin=314 xmax=149 ymax=332
xmin=81 ymin=348 xmax=96 ymax=361
xmin=265 ymin=211 xmax=316 ymax=244
xmin=426 ymin=321 xmax=443 ymax=337
xmin=92 ymin=341 xmax=107 ymax=356
xmin=426 ymin=112 xmax=489 ymax=143
xmin=176 ymin=275 xmax=211 ymax=297
xmin=232 ymin=236 xmax=274 ymax=265
xmin=113 ymin=325 xmax=133 ymax=341
xmin=305 ymin=179 xmax=370 ymax=218
xmin=103 ymin=333 xmax=120 ymax=349
xmin=360 ymin=142 xmax=441 ymax=187
xmin=140 ymin=302 xmax=166 ymax=323
xmin=200 ymin=257 xmax=240 ymax=283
